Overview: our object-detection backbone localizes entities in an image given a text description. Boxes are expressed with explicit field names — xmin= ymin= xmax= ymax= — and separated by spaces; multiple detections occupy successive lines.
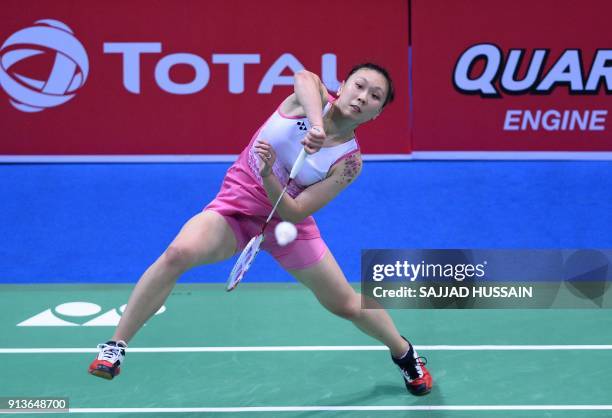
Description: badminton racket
xmin=226 ymin=148 xmax=308 ymax=291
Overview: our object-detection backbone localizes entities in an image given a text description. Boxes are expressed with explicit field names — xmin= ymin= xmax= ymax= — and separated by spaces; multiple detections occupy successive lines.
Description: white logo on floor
xmin=17 ymin=302 xmax=166 ymax=327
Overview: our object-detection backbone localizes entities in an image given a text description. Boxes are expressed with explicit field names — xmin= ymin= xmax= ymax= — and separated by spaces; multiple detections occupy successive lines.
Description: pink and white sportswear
xmin=205 ymin=97 xmax=359 ymax=270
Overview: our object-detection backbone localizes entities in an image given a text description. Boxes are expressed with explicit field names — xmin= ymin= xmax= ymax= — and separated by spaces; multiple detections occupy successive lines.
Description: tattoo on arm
xmin=335 ymin=154 xmax=362 ymax=185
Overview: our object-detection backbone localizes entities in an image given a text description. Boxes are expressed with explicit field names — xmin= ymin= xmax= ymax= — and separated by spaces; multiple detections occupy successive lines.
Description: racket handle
xmin=289 ymin=148 xmax=308 ymax=179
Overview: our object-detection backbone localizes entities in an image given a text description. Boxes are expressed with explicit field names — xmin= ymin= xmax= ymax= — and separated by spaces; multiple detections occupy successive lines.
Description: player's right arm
xmin=279 ymin=70 xmax=328 ymax=153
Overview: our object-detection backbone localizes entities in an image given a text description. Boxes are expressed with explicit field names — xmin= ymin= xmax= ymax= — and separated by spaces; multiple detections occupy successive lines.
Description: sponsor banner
xmin=361 ymin=249 xmax=612 ymax=309
xmin=0 ymin=0 xmax=410 ymax=159
xmin=411 ymin=0 xmax=612 ymax=154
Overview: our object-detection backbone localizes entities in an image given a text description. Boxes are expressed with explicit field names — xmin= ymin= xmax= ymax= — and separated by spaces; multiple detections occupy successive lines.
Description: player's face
xmin=337 ymin=68 xmax=388 ymax=123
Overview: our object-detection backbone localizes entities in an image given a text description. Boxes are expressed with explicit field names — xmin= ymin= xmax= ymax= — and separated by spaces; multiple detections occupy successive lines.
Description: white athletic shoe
xmin=88 ymin=340 xmax=127 ymax=380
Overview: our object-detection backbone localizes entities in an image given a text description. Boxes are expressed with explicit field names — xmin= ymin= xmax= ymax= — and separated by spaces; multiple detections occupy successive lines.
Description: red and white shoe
xmin=88 ymin=341 xmax=126 ymax=380
xmin=392 ymin=339 xmax=433 ymax=396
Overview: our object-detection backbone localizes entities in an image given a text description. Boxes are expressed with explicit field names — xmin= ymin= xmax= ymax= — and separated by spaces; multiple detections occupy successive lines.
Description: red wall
xmin=0 ymin=0 xmax=411 ymax=158
xmin=411 ymin=0 xmax=612 ymax=153
xmin=2 ymin=0 xmax=610 ymax=160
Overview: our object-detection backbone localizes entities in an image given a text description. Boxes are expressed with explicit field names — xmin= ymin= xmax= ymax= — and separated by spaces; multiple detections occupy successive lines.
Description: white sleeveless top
xmin=247 ymin=101 xmax=359 ymax=196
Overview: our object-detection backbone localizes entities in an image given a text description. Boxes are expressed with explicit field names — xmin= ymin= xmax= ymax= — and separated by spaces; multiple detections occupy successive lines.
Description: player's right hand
xmin=302 ymin=125 xmax=325 ymax=154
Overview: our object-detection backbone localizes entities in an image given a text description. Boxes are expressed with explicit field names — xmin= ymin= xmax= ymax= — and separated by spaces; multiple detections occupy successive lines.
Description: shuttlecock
xmin=274 ymin=221 xmax=297 ymax=246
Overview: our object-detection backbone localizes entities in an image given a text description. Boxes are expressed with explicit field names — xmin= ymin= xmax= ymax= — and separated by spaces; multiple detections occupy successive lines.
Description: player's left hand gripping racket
xmin=226 ymin=148 xmax=308 ymax=292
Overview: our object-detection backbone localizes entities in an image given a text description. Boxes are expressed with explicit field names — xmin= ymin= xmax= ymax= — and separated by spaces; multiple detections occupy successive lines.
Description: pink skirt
xmin=205 ymin=153 xmax=327 ymax=270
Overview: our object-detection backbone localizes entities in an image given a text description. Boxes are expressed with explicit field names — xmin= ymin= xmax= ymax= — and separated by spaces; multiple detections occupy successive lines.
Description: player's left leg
xmin=289 ymin=249 xmax=432 ymax=395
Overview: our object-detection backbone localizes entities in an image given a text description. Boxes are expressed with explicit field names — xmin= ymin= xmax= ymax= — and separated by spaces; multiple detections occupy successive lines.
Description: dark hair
xmin=346 ymin=63 xmax=395 ymax=108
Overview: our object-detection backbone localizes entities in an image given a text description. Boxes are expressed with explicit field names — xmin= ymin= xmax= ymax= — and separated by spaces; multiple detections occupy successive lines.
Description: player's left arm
xmin=275 ymin=153 xmax=363 ymax=224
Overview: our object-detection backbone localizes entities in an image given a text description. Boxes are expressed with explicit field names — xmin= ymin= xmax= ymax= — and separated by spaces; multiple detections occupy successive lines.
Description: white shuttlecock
xmin=274 ymin=221 xmax=297 ymax=246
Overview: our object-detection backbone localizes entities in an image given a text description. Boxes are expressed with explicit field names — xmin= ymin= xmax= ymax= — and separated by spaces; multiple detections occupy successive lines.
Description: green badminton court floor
xmin=1 ymin=283 xmax=611 ymax=417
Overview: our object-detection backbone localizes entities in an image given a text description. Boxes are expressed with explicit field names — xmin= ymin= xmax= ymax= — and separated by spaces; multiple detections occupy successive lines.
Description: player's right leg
xmin=89 ymin=210 xmax=236 ymax=380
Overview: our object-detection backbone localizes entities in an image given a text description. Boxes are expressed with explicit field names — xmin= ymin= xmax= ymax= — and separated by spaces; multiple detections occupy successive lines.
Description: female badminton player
xmin=88 ymin=63 xmax=432 ymax=395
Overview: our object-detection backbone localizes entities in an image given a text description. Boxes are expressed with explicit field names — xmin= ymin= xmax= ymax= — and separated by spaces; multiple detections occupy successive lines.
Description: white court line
xmin=63 ymin=405 xmax=612 ymax=413
xmin=4 ymin=405 xmax=612 ymax=414
xmin=1 ymin=345 xmax=612 ymax=354
xmin=2 ymin=346 xmax=610 ymax=414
